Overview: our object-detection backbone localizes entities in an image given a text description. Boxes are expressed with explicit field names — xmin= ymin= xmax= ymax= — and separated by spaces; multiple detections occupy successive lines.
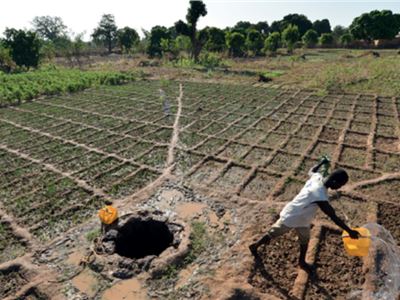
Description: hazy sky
xmin=1 ymin=0 xmax=399 ymax=39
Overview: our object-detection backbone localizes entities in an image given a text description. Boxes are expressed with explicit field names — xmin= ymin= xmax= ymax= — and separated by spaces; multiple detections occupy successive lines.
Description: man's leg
xmin=249 ymin=220 xmax=290 ymax=256
xmin=295 ymin=227 xmax=312 ymax=271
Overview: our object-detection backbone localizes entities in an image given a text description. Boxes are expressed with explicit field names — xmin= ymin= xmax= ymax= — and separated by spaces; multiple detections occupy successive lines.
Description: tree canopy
xmin=117 ymin=27 xmax=139 ymax=53
xmin=175 ymin=0 xmax=207 ymax=61
xmin=349 ymin=10 xmax=400 ymax=41
xmin=281 ymin=14 xmax=312 ymax=37
xmin=4 ymin=29 xmax=41 ymax=68
xmin=312 ymin=19 xmax=332 ymax=36
xmin=31 ymin=16 xmax=68 ymax=42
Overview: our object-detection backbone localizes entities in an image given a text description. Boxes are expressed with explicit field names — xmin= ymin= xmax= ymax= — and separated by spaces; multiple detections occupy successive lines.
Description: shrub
xmin=319 ymin=33 xmax=334 ymax=47
xmin=263 ymin=32 xmax=280 ymax=54
xmin=245 ymin=29 xmax=263 ymax=56
xmin=226 ymin=32 xmax=245 ymax=57
xmin=302 ymin=29 xmax=319 ymax=48
xmin=282 ymin=24 xmax=300 ymax=53
xmin=198 ymin=52 xmax=225 ymax=69
xmin=340 ymin=33 xmax=353 ymax=48
xmin=0 ymin=46 xmax=16 ymax=73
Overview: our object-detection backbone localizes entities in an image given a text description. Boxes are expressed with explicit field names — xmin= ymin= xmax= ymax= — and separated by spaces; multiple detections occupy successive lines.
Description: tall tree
xmin=175 ymin=0 xmax=207 ymax=61
xmin=117 ymin=27 xmax=139 ymax=53
xmin=312 ymin=19 xmax=332 ymax=36
xmin=147 ymin=26 xmax=170 ymax=57
xmin=31 ymin=16 xmax=67 ymax=42
xmin=205 ymin=27 xmax=226 ymax=52
xmin=350 ymin=10 xmax=400 ymax=41
xmin=4 ymin=29 xmax=41 ymax=68
xmin=281 ymin=14 xmax=312 ymax=37
xmin=92 ymin=14 xmax=118 ymax=53
xmin=254 ymin=21 xmax=269 ymax=35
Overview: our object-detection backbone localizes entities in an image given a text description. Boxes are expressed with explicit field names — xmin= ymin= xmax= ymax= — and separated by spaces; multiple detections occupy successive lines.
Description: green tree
xmin=254 ymin=21 xmax=269 ymax=35
xmin=31 ymin=16 xmax=67 ymax=42
xmin=92 ymin=14 xmax=118 ymax=53
xmin=205 ymin=27 xmax=226 ymax=52
xmin=117 ymin=27 xmax=139 ymax=53
xmin=339 ymin=33 xmax=353 ymax=47
xmin=302 ymin=29 xmax=319 ymax=48
xmin=270 ymin=20 xmax=284 ymax=33
xmin=245 ymin=29 xmax=263 ymax=56
xmin=226 ymin=32 xmax=245 ymax=57
xmin=4 ymin=29 xmax=41 ymax=68
xmin=282 ymin=24 xmax=299 ymax=53
xmin=319 ymin=33 xmax=334 ymax=47
xmin=312 ymin=19 xmax=332 ymax=36
xmin=174 ymin=0 xmax=207 ymax=61
xmin=350 ymin=10 xmax=400 ymax=41
xmin=147 ymin=26 xmax=170 ymax=57
xmin=232 ymin=21 xmax=253 ymax=35
xmin=281 ymin=14 xmax=312 ymax=36
xmin=332 ymin=25 xmax=349 ymax=41
xmin=263 ymin=32 xmax=280 ymax=53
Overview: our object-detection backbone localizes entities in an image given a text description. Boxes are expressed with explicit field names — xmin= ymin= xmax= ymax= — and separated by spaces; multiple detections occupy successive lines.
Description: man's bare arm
xmin=316 ymin=201 xmax=360 ymax=238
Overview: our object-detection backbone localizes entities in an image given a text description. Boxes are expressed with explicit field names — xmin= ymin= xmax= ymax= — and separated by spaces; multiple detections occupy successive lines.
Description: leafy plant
xmin=0 ymin=67 xmax=136 ymax=106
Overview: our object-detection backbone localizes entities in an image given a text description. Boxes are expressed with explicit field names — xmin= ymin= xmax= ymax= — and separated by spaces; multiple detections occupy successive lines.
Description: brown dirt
xmin=248 ymin=231 xmax=300 ymax=299
xmin=377 ymin=202 xmax=400 ymax=246
xmin=304 ymin=228 xmax=364 ymax=299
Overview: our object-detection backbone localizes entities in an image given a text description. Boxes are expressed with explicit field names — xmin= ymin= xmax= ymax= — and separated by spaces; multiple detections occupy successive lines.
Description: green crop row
xmin=0 ymin=67 xmax=136 ymax=106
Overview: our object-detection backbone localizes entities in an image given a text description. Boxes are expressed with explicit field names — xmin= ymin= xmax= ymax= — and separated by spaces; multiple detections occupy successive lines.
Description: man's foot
xmin=249 ymin=243 xmax=259 ymax=257
xmin=299 ymin=262 xmax=315 ymax=273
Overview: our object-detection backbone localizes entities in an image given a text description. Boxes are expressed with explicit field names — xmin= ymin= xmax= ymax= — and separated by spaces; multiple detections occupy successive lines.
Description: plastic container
xmin=342 ymin=227 xmax=371 ymax=257
xmin=98 ymin=205 xmax=118 ymax=225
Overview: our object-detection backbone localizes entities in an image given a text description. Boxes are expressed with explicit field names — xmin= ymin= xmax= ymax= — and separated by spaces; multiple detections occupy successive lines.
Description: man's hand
xmin=348 ymin=229 xmax=360 ymax=239
xmin=321 ymin=155 xmax=330 ymax=164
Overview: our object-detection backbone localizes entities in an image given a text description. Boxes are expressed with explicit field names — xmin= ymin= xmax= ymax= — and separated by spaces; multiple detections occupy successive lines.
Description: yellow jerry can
xmin=342 ymin=227 xmax=371 ymax=257
xmin=98 ymin=205 xmax=118 ymax=225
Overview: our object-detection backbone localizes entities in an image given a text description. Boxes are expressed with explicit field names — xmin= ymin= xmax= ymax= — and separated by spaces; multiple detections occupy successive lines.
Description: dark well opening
xmin=115 ymin=218 xmax=174 ymax=259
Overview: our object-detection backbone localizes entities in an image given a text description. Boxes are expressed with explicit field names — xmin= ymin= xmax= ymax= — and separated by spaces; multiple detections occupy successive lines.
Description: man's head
xmin=324 ymin=168 xmax=349 ymax=190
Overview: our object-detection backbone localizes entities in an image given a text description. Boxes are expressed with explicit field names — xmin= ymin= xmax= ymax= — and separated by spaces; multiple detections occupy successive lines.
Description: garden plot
xmin=0 ymin=265 xmax=30 ymax=299
xmin=249 ymin=231 xmax=300 ymax=298
xmin=0 ymin=220 xmax=27 ymax=264
xmin=304 ymin=228 xmax=364 ymax=299
xmin=0 ymin=80 xmax=399 ymax=299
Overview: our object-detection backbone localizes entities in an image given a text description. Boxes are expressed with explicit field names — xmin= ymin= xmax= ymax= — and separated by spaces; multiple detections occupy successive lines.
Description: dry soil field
xmin=0 ymin=80 xmax=399 ymax=299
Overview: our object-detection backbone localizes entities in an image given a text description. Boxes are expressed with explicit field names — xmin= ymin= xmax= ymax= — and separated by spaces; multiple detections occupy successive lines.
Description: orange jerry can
xmin=98 ymin=205 xmax=118 ymax=225
xmin=342 ymin=227 xmax=371 ymax=257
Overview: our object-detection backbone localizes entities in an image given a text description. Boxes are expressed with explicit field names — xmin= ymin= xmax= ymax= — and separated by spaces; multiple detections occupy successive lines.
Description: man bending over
xmin=249 ymin=158 xmax=360 ymax=272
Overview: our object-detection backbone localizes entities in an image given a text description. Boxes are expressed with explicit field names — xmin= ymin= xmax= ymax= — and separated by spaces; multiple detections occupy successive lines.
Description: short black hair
xmin=329 ymin=168 xmax=349 ymax=185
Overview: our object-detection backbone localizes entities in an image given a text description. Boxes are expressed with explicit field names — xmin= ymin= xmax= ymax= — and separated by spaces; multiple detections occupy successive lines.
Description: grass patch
xmin=155 ymin=221 xmax=208 ymax=281
xmin=261 ymin=70 xmax=285 ymax=78
xmin=86 ymin=228 xmax=101 ymax=242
